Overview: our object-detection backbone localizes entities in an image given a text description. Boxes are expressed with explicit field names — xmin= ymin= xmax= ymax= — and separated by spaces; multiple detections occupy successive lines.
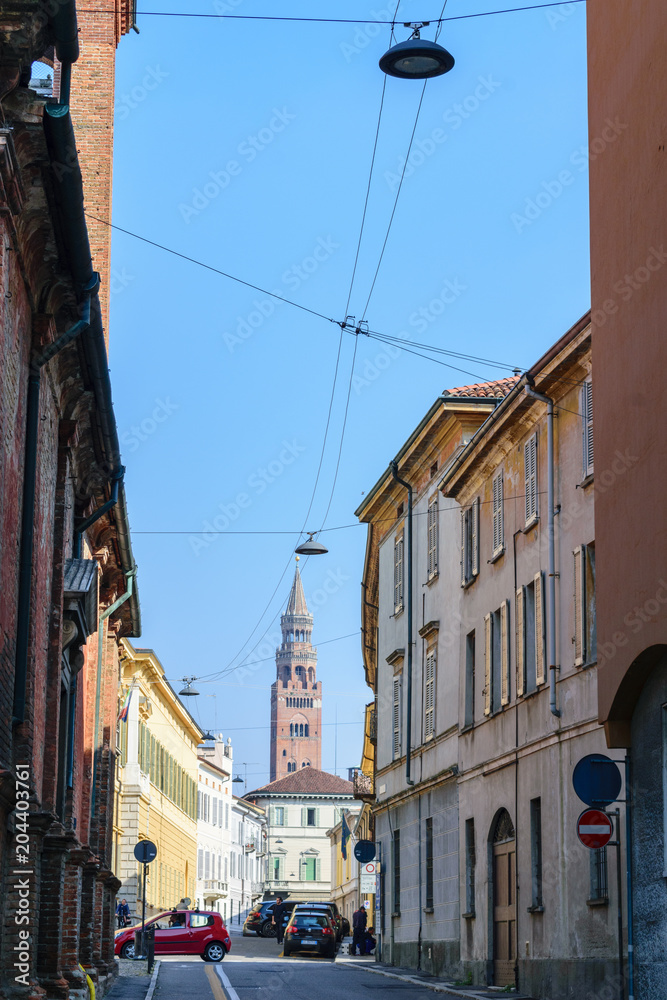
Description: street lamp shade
xmin=295 ymin=532 xmax=328 ymax=556
xmin=179 ymin=677 xmax=200 ymax=697
xmin=379 ymin=36 xmax=455 ymax=80
xmin=232 ymin=775 xmax=244 ymax=783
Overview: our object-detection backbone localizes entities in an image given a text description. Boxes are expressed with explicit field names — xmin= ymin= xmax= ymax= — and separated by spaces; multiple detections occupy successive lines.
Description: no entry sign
xmin=577 ymin=809 xmax=613 ymax=849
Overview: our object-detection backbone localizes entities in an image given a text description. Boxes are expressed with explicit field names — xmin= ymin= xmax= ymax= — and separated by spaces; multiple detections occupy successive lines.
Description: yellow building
xmin=113 ymin=641 xmax=203 ymax=919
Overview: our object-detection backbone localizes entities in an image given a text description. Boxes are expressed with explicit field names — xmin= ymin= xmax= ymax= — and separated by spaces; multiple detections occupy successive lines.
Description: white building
xmin=245 ymin=767 xmax=358 ymax=903
xmin=196 ymin=736 xmax=233 ymax=918
xmin=228 ymin=796 xmax=267 ymax=929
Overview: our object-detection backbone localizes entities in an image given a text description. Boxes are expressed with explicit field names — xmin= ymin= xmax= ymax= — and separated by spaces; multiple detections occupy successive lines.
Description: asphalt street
xmin=151 ymin=935 xmax=444 ymax=1000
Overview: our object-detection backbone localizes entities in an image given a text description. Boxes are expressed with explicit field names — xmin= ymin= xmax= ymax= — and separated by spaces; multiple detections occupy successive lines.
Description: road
xmin=151 ymin=933 xmax=442 ymax=1000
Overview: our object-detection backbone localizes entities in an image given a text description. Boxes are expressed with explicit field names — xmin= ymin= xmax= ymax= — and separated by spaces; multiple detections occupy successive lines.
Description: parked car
xmin=294 ymin=901 xmax=344 ymax=941
xmin=283 ymin=910 xmax=336 ymax=959
xmin=114 ymin=909 xmax=231 ymax=962
xmin=243 ymin=901 xmax=277 ymax=937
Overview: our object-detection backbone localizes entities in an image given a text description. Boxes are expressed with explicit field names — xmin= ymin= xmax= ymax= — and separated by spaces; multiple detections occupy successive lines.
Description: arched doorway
xmin=490 ymin=809 xmax=516 ymax=987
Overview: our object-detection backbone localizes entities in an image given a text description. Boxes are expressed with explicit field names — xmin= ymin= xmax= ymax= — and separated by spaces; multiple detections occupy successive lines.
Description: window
xmin=197 ymin=849 xmax=203 ymax=879
xmin=574 ymin=543 xmax=597 ymax=666
xmin=530 ymin=798 xmax=543 ymax=908
xmin=465 ymin=819 xmax=476 ymax=916
xmin=464 ymin=631 xmax=475 ymax=727
xmin=213 ymin=798 xmax=218 ymax=826
xmin=427 ymin=495 xmax=438 ymax=579
xmin=424 ymin=647 xmax=436 ymax=740
xmin=287 ymin=760 xmax=296 ymax=772
xmin=204 ymin=851 xmax=210 ymax=879
xmin=484 ymin=601 xmax=510 ymax=715
xmin=274 ymin=806 xmax=285 ymax=826
xmin=524 ymin=433 xmax=538 ymax=524
xmin=394 ymin=533 xmax=404 ymax=613
xmin=461 ymin=498 xmax=480 ymax=586
xmin=425 ymin=817 xmax=434 ymax=909
xmin=589 ymin=848 xmax=608 ymax=902
xmin=582 ymin=378 xmax=594 ymax=477
xmin=392 ymin=830 xmax=401 ymax=915
xmin=301 ymin=857 xmax=320 ymax=881
xmin=492 ymin=471 xmax=504 ymax=556
xmin=392 ymin=675 xmax=402 ymax=760
xmin=302 ymin=807 xmax=318 ymax=827
xmin=516 ymin=575 xmax=546 ymax=694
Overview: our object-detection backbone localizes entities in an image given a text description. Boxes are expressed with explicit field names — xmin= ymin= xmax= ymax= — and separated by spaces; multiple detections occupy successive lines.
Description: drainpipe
xmin=73 ymin=468 xmax=124 ymax=558
xmin=13 ymin=295 xmax=94 ymax=726
xmin=389 ymin=461 xmax=415 ymax=785
xmin=524 ymin=384 xmax=560 ymax=718
xmin=90 ymin=569 xmax=136 ymax=816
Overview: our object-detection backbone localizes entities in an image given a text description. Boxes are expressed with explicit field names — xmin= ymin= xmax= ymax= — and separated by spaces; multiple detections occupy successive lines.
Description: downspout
xmin=524 ymin=384 xmax=561 ymax=718
xmin=13 ymin=295 xmax=94 ymax=726
xmin=389 ymin=461 xmax=414 ymax=786
xmin=90 ymin=569 xmax=136 ymax=815
xmin=74 ymin=468 xmax=124 ymax=558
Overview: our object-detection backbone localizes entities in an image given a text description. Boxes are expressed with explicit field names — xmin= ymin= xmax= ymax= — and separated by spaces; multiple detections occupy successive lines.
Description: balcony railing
xmin=201 ymin=880 xmax=228 ymax=898
xmin=251 ymin=881 xmax=265 ymax=895
xmin=353 ymin=770 xmax=374 ymax=800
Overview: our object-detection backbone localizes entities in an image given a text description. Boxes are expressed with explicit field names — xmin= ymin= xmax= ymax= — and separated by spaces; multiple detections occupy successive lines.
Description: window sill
xmin=527 ymin=904 xmax=544 ymax=914
xmin=587 ymin=897 xmax=609 ymax=908
xmin=423 ymin=906 xmax=434 ymax=914
xmin=489 ymin=547 xmax=505 ymax=564
xmin=524 ymin=516 xmax=540 ymax=533
xmin=462 ymin=575 xmax=477 ymax=590
xmin=462 ymin=911 xmax=475 ymax=920
xmin=425 ymin=572 xmax=439 ymax=587
xmin=578 ymin=473 xmax=594 ymax=490
xmin=393 ymin=606 xmax=404 ymax=619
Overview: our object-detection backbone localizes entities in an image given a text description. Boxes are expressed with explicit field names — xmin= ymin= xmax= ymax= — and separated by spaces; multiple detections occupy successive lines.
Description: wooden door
xmin=493 ymin=839 xmax=516 ymax=987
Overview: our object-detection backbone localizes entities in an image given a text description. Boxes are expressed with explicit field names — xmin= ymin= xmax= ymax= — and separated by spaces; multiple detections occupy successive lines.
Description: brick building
xmin=269 ymin=560 xmax=322 ymax=781
xmin=0 ymin=3 xmax=139 ymax=998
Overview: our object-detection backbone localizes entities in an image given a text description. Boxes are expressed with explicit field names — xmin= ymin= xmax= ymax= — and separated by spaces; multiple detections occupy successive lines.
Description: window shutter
xmin=484 ymin=613 xmax=492 ymax=716
xmin=582 ymin=380 xmax=594 ymax=476
xmin=525 ymin=436 xmax=537 ymax=523
xmin=316 ymin=858 xmax=321 ymax=881
xmin=460 ymin=510 xmax=466 ymax=587
xmin=535 ymin=571 xmax=546 ymax=685
xmin=574 ymin=545 xmax=587 ymax=666
xmin=493 ymin=473 xmax=504 ymax=553
xmin=316 ymin=808 xmax=320 ymax=826
xmin=516 ymin=586 xmax=526 ymax=697
xmin=394 ymin=534 xmax=404 ymax=611
xmin=283 ymin=807 xmax=288 ymax=827
xmin=472 ymin=497 xmax=480 ymax=576
xmin=501 ymin=599 xmax=510 ymax=706
xmin=424 ymin=649 xmax=436 ymax=739
xmin=428 ymin=497 xmax=438 ymax=577
xmin=301 ymin=807 xmax=307 ymax=826
xmin=393 ymin=676 xmax=401 ymax=759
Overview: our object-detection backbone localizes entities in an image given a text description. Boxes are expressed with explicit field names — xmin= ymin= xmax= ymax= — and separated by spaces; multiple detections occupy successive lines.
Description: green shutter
xmin=301 ymin=808 xmax=307 ymax=826
xmin=316 ymin=859 xmax=321 ymax=881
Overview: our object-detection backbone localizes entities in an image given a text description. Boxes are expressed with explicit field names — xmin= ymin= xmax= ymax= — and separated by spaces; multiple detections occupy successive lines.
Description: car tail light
xmin=321 ymin=927 xmax=333 ymax=936
xmin=287 ymin=927 xmax=298 ymax=935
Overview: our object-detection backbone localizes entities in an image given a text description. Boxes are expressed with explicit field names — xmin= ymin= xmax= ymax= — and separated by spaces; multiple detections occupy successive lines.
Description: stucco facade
xmin=195 ymin=739 xmax=234 ymax=917
xmin=227 ymin=797 xmax=267 ymax=928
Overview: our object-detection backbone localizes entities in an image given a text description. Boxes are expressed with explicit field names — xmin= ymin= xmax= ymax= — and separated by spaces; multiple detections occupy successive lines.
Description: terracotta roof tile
xmin=246 ymin=767 xmax=354 ymax=797
xmin=444 ymin=375 xmax=521 ymax=399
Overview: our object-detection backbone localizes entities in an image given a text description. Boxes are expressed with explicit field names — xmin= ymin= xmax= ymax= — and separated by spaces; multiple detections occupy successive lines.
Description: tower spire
xmin=285 ymin=556 xmax=309 ymax=616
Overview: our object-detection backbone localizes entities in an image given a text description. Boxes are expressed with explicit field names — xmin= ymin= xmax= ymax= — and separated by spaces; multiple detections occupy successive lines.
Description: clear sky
xmin=108 ymin=0 xmax=589 ymax=790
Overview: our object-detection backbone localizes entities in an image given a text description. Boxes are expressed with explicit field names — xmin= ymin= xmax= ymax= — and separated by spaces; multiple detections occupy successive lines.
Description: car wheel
xmin=203 ymin=942 xmax=225 ymax=962
xmin=260 ymin=921 xmax=277 ymax=938
xmin=120 ymin=941 xmax=135 ymax=960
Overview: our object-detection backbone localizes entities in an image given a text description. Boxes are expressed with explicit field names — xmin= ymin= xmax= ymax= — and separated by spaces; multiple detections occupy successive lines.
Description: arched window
xmin=289 ymin=724 xmax=293 ymax=737
xmin=299 ymin=723 xmax=304 ymax=737
xmin=304 ymin=724 xmax=309 ymax=737
xmin=282 ymin=749 xmax=286 ymax=756
xmin=302 ymin=760 xmax=310 ymax=768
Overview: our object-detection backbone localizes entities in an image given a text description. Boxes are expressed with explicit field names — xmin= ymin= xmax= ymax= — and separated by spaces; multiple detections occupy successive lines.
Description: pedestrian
xmin=364 ymin=926 xmax=376 ymax=954
xmin=116 ymin=898 xmax=130 ymax=929
xmin=350 ymin=904 xmax=367 ymax=955
xmin=272 ymin=896 xmax=287 ymax=945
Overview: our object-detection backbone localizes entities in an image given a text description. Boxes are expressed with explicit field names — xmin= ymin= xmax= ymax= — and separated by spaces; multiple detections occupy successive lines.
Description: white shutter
xmin=574 ymin=545 xmax=587 ymax=666
xmin=516 ymin=586 xmax=526 ymax=697
xmin=316 ymin=808 xmax=320 ymax=827
xmin=424 ymin=649 xmax=436 ymax=740
xmin=394 ymin=535 xmax=404 ymax=611
xmin=582 ymin=380 xmax=594 ymax=476
xmin=500 ymin=599 xmax=510 ymax=706
xmin=393 ymin=676 xmax=401 ymax=759
xmin=484 ymin=614 xmax=492 ymax=716
xmin=472 ymin=498 xmax=480 ymax=576
xmin=316 ymin=859 xmax=322 ymax=881
xmin=535 ymin=571 xmax=546 ymax=685
xmin=525 ymin=435 xmax=537 ymax=523
xmin=460 ymin=510 xmax=466 ymax=587
xmin=301 ymin=807 xmax=307 ymax=826
xmin=493 ymin=473 xmax=504 ymax=554
xmin=283 ymin=807 xmax=288 ymax=827
xmin=428 ymin=497 xmax=438 ymax=577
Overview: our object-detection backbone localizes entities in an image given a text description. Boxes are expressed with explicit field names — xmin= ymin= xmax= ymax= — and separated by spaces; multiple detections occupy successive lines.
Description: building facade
xmin=195 ymin=738 xmax=234 ymax=917
xmin=0 ymin=4 xmax=139 ymax=998
xmin=356 ymin=379 xmax=517 ymax=975
xmin=270 ymin=560 xmax=322 ymax=780
xmin=115 ymin=643 xmax=201 ymax=920
xmin=246 ymin=768 xmax=357 ymax=903
xmin=587 ymin=4 xmax=667 ymax=996
xmin=227 ymin=798 xmax=267 ymax=928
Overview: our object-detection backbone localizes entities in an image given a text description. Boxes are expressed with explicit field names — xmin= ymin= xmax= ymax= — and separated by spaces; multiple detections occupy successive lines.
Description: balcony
xmin=353 ymin=770 xmax=374 ymax=801
xmin=251 ymin=881 xmax=265 ymax=896
xmin=268 ymin=879 xmax=289 ymax=889
xmin=201 ymin=880 xmax=228 ymax=899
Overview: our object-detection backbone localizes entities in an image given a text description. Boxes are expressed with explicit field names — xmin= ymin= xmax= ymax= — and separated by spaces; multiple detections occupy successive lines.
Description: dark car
xmin=295 ymin=901 xmax=344 ymax=941
xmin=114 ymin=910 xmax=231 ymax=962
xmin=243 ymin=901 xmax=276 ymax=937
xmin=283 ymin=910 xmax=336 ymax=958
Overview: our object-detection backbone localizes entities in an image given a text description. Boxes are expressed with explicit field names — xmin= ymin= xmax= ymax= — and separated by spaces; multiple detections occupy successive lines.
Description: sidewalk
xmin=337 ymin=956 xmax=537 ymax=1000
xmin=103 ymin=959 xmax=160 ymax=1000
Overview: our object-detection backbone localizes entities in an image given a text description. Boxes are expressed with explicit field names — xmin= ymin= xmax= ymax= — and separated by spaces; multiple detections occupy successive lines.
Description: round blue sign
xmin=134 ymin=840 xmax=157 ymax=864
xmin=354 ymin=840 xmax=376 ymax=863
xmin=572 ymin=754 xmax=622 ymax=807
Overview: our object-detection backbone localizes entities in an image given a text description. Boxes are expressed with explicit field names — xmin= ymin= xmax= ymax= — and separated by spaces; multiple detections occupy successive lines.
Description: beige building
xmin=114 ymin=642 xmax=203 ymax=919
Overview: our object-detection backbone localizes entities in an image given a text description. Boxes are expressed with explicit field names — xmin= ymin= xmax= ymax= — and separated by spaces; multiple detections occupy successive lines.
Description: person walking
xmin=272 ymin=896 xmax=287 ymax=945
xmin=116 ymin=898 xmax=130 ymax=929
xmin=350 ymin=904 xmax=367 ymax=955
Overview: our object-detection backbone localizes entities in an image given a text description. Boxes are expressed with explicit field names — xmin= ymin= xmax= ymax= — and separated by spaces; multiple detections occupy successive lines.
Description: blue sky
xmin=108 ymin=0 xmax=589 ymax=790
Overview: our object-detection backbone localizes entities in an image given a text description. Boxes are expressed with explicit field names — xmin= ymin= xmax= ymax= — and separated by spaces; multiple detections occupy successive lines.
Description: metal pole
xmin=612 ymin=809 xmax=625 ymax=1000
xmin=141 ymin=862 xmax=147 ymax=958
xmin=624 ymin=756 xmax=634 ymax=1000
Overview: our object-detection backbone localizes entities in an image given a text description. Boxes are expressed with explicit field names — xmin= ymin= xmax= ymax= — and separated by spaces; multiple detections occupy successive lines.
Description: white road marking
xmin=215 ymin=963 xmax=242 ymax=1000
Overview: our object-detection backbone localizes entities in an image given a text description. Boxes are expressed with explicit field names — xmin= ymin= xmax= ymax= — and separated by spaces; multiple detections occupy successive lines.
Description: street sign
xmin=134 ymin=840 xmax=157 ymax=864
xmin=354 ymin=840 xmax=376 ymax=863
xmin=577 ymin=809 xmax=613 ymax=849
xmin=360 ymin=861 xmax=377 ymax=893
xmin=572 ymin=754 xmax=622 ymax=807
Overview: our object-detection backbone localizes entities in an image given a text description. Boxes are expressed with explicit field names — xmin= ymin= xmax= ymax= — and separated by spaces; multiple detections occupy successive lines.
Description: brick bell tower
xmin=270 ymin=558 xmax=322 ymax=781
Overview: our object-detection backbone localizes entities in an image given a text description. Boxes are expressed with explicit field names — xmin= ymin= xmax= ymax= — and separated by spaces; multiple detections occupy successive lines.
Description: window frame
xmin=461 ymin=498 xmax=480 ymax=587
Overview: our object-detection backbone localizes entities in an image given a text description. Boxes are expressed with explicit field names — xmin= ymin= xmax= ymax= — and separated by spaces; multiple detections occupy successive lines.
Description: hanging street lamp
xmin=380 ymin=23 xmax=455 ymax=80
xmin=179 ymin=677 xmax=200 ymax=697
xmin=295 ymin=532 xmax=328 ymax=556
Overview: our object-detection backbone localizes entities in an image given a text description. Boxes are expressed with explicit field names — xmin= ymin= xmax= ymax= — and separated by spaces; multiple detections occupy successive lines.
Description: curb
xmin=339 ymin=961 xmax=497 ymax=999
xmin=144 ymin=961 xmax=161 ymax=1000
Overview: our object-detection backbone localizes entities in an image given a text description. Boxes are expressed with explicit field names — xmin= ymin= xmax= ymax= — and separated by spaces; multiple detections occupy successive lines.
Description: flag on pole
xmin=341 ymin=813 xmax=351 ymax=860
xmin=117 ymin=686 xmax=133 ymax=723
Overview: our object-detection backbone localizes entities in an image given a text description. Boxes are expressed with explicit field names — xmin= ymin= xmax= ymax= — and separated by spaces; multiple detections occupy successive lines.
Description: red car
xmin=115 ymin=910 xmax=231 ymax=962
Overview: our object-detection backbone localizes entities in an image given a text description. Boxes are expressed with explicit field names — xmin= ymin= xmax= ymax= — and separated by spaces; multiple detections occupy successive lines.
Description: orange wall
xmin=587 ymin=1 xmax=667 ymax=742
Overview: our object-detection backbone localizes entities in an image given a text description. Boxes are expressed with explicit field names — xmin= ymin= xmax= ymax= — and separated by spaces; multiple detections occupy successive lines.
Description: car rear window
xmin=292 ymin=915 xmax=328 ymax=928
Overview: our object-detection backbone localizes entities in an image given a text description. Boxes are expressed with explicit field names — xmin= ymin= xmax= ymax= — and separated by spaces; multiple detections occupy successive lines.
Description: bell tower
xmin=269 ymin=559 xmax=322 ymax=781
